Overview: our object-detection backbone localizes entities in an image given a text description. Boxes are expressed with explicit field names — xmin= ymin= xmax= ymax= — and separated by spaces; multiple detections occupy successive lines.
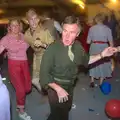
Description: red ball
xmin=105 ymin=99 xmax=120 ymax=118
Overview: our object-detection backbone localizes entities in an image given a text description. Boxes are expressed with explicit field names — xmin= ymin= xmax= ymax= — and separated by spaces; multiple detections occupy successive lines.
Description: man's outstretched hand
xmin=101 ymin=47 xmax=117 ymax=58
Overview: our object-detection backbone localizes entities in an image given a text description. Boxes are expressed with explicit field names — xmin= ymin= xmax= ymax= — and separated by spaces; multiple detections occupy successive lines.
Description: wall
xmin=86 ymin=1 xmax=120 ymax=20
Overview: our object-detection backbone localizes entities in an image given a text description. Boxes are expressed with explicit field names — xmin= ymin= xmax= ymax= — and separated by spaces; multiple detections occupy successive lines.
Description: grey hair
xmin=62 ymin=15 xmax=82 ymax=32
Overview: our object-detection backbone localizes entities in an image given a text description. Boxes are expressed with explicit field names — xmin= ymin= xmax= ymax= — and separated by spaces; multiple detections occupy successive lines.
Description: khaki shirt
xmin=24 ymin=25 xmax=54 ymax=54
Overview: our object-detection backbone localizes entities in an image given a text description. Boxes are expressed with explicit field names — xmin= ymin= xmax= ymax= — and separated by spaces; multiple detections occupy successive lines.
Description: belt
xmin=92 ymin=41 xmax=108 ymax=44
xmin=54 ymin=77 xmax=74 ymax=85
xmin=54 ymin=77 xmax=71 ymax=83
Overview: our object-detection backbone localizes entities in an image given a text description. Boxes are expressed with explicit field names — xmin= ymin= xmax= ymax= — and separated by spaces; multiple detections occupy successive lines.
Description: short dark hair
xmin=62 ymin=15 xmax=82 ymax=31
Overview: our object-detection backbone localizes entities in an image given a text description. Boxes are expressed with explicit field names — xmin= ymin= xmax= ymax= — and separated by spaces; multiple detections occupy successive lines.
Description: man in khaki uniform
xmin=24 ymin=9 xmax=54 ymax=93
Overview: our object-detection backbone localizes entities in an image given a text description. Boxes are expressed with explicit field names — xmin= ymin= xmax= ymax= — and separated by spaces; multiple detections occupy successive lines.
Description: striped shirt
xmin=0 ymin=33 xmax=29 ymax=60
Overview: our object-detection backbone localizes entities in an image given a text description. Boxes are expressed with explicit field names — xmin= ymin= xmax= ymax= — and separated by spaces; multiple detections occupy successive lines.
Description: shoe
xmin=89 ymin=82 xmax=95 ymax=88
xmin=32 ymin=84 xmax=41 ymax=93
xmin=19 ymin=112 xmax=32 ymax=120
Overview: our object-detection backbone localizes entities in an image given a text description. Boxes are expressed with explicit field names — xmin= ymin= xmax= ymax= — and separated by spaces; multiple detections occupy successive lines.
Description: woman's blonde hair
xmin=7 ymin=18 xmax=22 ymax=32
xmin=8 ymin=17 xmax=21 ymax=27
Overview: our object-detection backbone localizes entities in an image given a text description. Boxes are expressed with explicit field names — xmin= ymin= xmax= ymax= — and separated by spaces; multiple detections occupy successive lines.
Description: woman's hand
xmin=101 ymin=47 xmax=117 ymax=58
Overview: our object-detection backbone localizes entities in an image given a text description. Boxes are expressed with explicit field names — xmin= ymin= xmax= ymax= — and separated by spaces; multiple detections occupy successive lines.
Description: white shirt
xmin=0 ymin=75 xmax=10 ymax=120
xmin=45 ymin=18 xmax=62 ymax=33
xmin=54 ymin=21 xmax=62 ymax=33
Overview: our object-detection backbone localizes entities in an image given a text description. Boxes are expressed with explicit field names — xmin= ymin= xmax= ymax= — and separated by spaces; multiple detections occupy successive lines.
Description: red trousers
xmin=8 ymin=59 xmax=31 ymax=108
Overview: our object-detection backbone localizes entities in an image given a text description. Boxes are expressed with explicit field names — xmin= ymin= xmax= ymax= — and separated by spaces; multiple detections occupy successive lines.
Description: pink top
xmin=0 ymin=33 xmax=29 ymax=60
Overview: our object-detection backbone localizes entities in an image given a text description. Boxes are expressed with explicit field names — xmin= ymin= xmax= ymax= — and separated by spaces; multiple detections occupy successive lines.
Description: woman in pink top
xmin=0 ymin=18 xmax=32 ymax=120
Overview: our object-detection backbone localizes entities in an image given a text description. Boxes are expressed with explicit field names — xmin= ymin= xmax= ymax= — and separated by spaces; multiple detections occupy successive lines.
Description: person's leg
xmin=32 ymin=53 xmax=48 ymax=95
xmin=8 ymin=60 xmax=25 ymax=113
xmin=32 ymin=54 xmax=42 ymax=92
xmin=47 ymin=88 xmax=72 ymax=120
xmin=21 ymin=60 xmax=31 ymax=94
xmin=99 ymin=77 xmax=104 ymax=85
xmin=8 ymin=60 xmax=32 ymax=120
xmin=111 ymin=58 xmax=115 ymax=72
xmin=90 ymin=77 xmax=95 ymax=88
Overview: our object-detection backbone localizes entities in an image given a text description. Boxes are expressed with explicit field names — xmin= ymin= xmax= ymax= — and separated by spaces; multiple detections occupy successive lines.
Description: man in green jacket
xmin=40 ymin=15 xmax=117 ymax=120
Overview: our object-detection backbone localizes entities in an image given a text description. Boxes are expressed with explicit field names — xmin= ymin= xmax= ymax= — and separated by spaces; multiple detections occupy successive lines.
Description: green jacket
xmin=40 ymin=40 xmax=89 ymax=91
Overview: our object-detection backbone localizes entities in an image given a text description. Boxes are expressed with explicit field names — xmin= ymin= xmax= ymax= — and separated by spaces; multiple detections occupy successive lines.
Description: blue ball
xmin=100 ymin=82 xmax=111 ymax=95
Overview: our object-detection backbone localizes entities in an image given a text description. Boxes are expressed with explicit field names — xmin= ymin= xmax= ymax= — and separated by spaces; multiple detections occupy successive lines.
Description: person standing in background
xmin=0 ymin=74 xmax=10 ymax=120
xmin=42 ymin=11 xmax=62 ymax=40
xmin=0 ymin=18 xmax=32 ymax=120
xmin=24 ymin=9 xmax=54 ymax=94
xmin=87 ymin=13 xmax=114 ymax=87
xmin=104 ymin=12 xmax=117 ymax=71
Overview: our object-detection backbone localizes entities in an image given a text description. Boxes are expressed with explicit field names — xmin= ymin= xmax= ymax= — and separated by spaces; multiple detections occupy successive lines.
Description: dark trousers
xmin=47 ymin=88 xmax=73 ymax=120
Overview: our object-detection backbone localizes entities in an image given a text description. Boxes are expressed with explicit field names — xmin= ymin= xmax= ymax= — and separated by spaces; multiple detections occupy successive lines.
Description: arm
xmin=109 ymin=41 xmax=114 ymax=47
xmin=40 ymin=45 xmax=66 ymax=90
xmin=24 ymin=31 xmax=35 ymax=48
xmin=107 ymin=28 xmax=114 ymax=71
xmin=116 ymin=46 xmax=120 ymax=52
xmin=40 ymin=45 xmax=55 ymax=89
xmin=24 ymin=30 xmax=46 ymax=49
xmin=34 ymin=29 xmax=55 ymax=48
xmin=87 ymin=28 xmax=92 ymax=44
xmin=0 ymin=45 xmax=5 ymax=54
xmin=0 ymin=37 xmax=7 ymax=54
xmin=34 ymin=30 xmax=55 ymax=48
xmin=107 ymin=28 xmax=114 ymax=47
xmin=48 ymin=82 xmax=65 ymax=92
xmin=44 ymin=29 xmax=55 ymax=45
xmin=40 ymin=44 xmax=69 ymax=103
xmin=89 ymin=53 xmax=102 ymax=64
xmin=34 ymin=38 xmax=47 ymax=48
xmin=21 ymin=33 xmax=30 ymax=49
xmin=89 ymin=47 xmax=117 ymax=64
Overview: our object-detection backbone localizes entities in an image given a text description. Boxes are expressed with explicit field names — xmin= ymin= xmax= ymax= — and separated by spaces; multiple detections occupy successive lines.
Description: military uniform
xmin=24 ymin=25 xmax=54 ymax=91
xmin=40 ymin=40 xmax=88 ymax=120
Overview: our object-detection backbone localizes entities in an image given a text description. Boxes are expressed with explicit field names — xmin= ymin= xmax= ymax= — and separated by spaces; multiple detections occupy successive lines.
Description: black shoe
xmin=89 ymin=82 xmax=95 ymax=88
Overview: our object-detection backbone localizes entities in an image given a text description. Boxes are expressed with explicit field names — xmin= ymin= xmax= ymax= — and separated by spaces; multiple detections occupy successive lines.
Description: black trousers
xmin=47 ymin=88 xmax=73 ymax=120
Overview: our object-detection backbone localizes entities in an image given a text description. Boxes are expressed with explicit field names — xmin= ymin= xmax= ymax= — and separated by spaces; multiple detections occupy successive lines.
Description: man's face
xmin=62 ymin=23 xmax=80 ymax=46
xmin=28 ymin=14 xmax=39 ymax=30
